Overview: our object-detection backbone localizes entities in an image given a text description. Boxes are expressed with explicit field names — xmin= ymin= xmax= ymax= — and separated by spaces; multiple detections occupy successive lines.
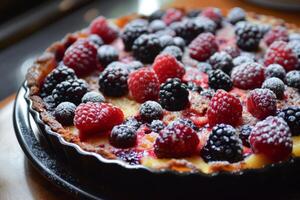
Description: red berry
xmin=201 ymin=7 xmax=222 ymax=25
xmin=162 ymin=8 xmax=184 ymax=25
xmin=63 ymin=39 xmax=97 ymax=76
xmin=189 ymin=32 xmax=218 ymax=61
xmin=264 ymin=41 xmax=299 ymax=71
xmin=152 ymin=54 xmax=185 ymax=83
xmin=263 ymin=26 xmax=289 ymax=46
xmin=249 ymin=116 xmax=292 ymax=162
xmin=231 ymin=62 xmax=265 ymax=89
xmin=247 ymin=88 xmax=277 ymax=119
xmin=154 ymin=122 xmax=199 ymax=158
xmin=207 ymin=90 xmax=242 ymax=126
xmin=74 ymin=102 xmax=124 ymax=135
xmin=89 ymin=16 xmax=118 ymax=43
xmin=128 ymin=68 xmax=160 ymax=103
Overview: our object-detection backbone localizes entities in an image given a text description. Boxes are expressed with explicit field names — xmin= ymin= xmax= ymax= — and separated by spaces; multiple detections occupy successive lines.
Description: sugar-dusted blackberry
xmin=154 ymin=28 xmax=176 ymax=37
xmin=139 ymin=101 xmax=163 ymax=122
xmin=265 ymin=64 xmax=286 ymax=80
xmin=239 ymin=124 xmax=252 ymax=147
xmin=121 ymin=24 xmax=148 ymax=51
xmin=149 ymin=20 xmax=166 ymax=33
xmin=109 ymin=125 xmax=137 ymax=148
xmin=286 ymin=70 xmax=300 ymax=89
xmin=149 ymin=120 xmax=165 ymax=133
xmin=52 ymin=79 xmax=88 ymax=105
xmin=289 ymin=40 xmax=300 ymax=68
xmin=159 ymin=35 xmax=174 ymax=49
xmin=186 ymin=9 xmax=202 ymax=18
xmin=41 ymin=64 xmax=77 ymax=97
xmin=262 ymin=77 xmax=285 ymax=99
xmin=159 ymin=78 xmax=189 ymax=111
xmin=201 ymin=124 xmax=243 ymax=163
xmin=88 ymin=34 xmax=104 ymax=47
xmin=235 ymin=21 xmax=263 ymax=51
xmin=223 ymin=46 xmax=240 ymax=58
xmin=289 ymin=33 xmax=300 ymax=41
xmin=54 ymin=102 xmax=76 ymax=125
xmin=186 ymin=82 xmax=203 ymax=93
xmin=81 ymin=91 xmax=105 ymax=103
xmin=277 ymin=106 xmax=300 ymax=136
xmin=123 ymin=117 xmax=142 ymax=131
xmin=233 ymin=55 xmax=255 ymax=67
xmin=227 ymin=7 xmax=246 ymax=24
xmin=209 ymin=51 xmax=233 ymax=74
xmin=200 ymin=88 xmax=215 ymax=99
xmin=128 ymin=18 xmax=148 ymax=27
xmin=173 ymin=36 xmax=186 ymax=50
xmin=208 ymin=69 xmax=233 ymax=91
xmin=171 ymin=118 xmax=199 ymax=131
xmin=97 ymin=45 xmax=119 ymax=67
xmin=197 ymin=62 xmax=213 ymax=73
xmin=126 ymin=61 xmax=144 ymax=72
xmin=115 ymin=149 xmax=141 ymax=165
xmin=148 ymin=9 xmax=165 ymax=21
xmin=161 ymin=45 xmax=183 ymax=61
xmin=132 ymin=34 xmax=162 ymax=63
xmin=98 ymin=62 xmax=129 ymax=97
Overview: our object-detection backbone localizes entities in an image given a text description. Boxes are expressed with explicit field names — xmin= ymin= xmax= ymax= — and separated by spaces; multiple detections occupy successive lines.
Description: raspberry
xmin=277 ymin=106 xmax=300 ymax=136
xmin=286 ymin=70 xmax=300 ymax=89
xmin=231 ymin=62 xmax=265 ymax=89
xmin=74 ymin=102 xmax=124 ymax=134
xmin=41 ymin=64 xmax=77 ymax=97
xmin=63 ymin=39 xmax=97 ymax=76
xmin=97 ymin=45 xmax=119 ymax=67
xmin=89 ymin=16 xmax=118 ymax=43
xmin=123 ymin=117 xmax=142 ymax=131
xmin=265 ymin=64 xmax=286 ymax=80
xmin=235 ymin=22 xmax=263 ymax=51
xmin=208 ymin=69 xmax=233 ymax=91
xmin=227 ymin=7 xmax=246 ymax=24
xmin=263 ymin=26 xmax=289 ymax=46
xmin=149 ymin=120 xmax=165 ymax=133
xmin=52 ymin=79 xmax=88 ymax=105
xmin=162 ymin=8 xmax=184 ymax=25
xmin=189 ymin=32 xmax=218 ymax=61
xmin=115 ymin=149 xmax=141 ymax=165
xmin=139 ymin=101 xmax=163 ymax=123
xmin=207 ymin=90 xmax=242 ymax=126
xmin=222 ymin=46 xmax=240 ymax=58
xmin=262 ymin=77 xmax=285 ymax=99
xmin=128 ymin=68 xmax=160 ymax=103
xmin=81 ymin=91 xmax=105 ymax=103
xmin=109 ymin=125 xmax=137 ymax=148
xmin=186 ymin=82 xmax=203 ymax=93
xmin=232 ymin=55 xmax=254 ymax=67
xmin=154 ymin=122 xmax=199 ymax=158
xmin=149 ymin=20 xmax=166 ymax=33
xmin=159 ymin=78 xmax=189 ymax=111
xmin=249 ymin=116 xmax=292 ymax=162
xmin=246 ymin=88 xmax=277 ymax=120
xmin=98 ymin=62 xmax=129 ymax=97
xmin=186 ymin=9 xmax=201 ymax=18
xmin=148 ymin=10 xmax=165 ymax=21
xmin=121 ymin=24 xmax=148 ymax=51
xmin=201 ymin=124 xmax=243 ymax=163
xmin=239 ymin=124 xmax=252 ymax=147
xmin=161 ymin=45 xmax=183 ymax=61
xmin=88 ymin=34 xmax=104 ymax=48
xmin=264 ymin=41 xmax=299 ymax=71
xmin=208 ymin=51 xmax=233 ymax=74
xmin=54 ymin=102 xmax=76 ymax=126
xmin=201 ymin=7 xmax=222 ymax=26
xmin=132 ymin=34 xmax=162 ymax=63
xmin=152 ymin=54 xmax=185 ymax=83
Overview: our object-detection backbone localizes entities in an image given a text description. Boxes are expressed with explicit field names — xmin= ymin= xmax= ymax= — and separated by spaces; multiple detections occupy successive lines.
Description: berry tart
xmin=26 ymin=7 xmax=300 ymax=182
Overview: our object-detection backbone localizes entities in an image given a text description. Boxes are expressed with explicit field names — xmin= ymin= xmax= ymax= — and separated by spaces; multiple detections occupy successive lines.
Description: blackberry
xmin=159 ymin=35 xmax=174 ymax=49
xmin=201 ymin=124 xmax=243 ymax=163
xmin=123 ymin=117 xmax=142 ymax=131
xmin=98 ymin=62 xmax=129 ymax=97
xmin=173 ymin=37 xmax=186 ymax=50
xmin=209 ymin=51 xmax=233 ymax=74
xmin=149 ymin=20 xmax=166 ymax=33
xmin=52 ymin=79 xmax=88 ymax=105
xmin=265 ymin=64 xmax=286 ymax=80
xmin=54 ymin=102 xmax=76 ymax=125
xmin=128 ymin=18 xmax=148 ymax=27
xmin=43 ymin=95 xmax=56 ymax=111
xmin=148 ymin=10 xmax=165 ymax=21
xmin=139 ymin=101 xmax=163 ymax=122
xmin=196 ymin=16 xmax=217 ymax=33
xmin=171 ymin=118 xmax=199 ymax=131
xmin=41 ymin=64 xmax=77 ymax=97
xmin=223 ymin=46 xmax=240 ymax=58
xmin=227 ymin=7 xmax=246 ymax=24
xmin=126 ymin=61 xmax=144 ymax=72
xmin=97 ymin=45 xmax=119 ymax=67
xmin=186 ymin=82 xmax=203 ymax=93
xmin=233 ymin=55 xmax=255 ymax=67
xmin=161 ymin=45 xmax=183 ymax=60
xmin=150 ymin=120 xmax=165 ymax=132
xmin=186 ymin=9 xmax=202 ymax=18
xmin=121 ymin=24 xmax=148 ymax=51
xmin=286 ymin=70 xmax=300 ymax=89
xmin=88 ymin=34 xmax=104 ymax=47
xmin=289 ymin=40 xmax=300 ymax=68
xmin=208 ymin=69 xmax=233 ymax=91
xmin=159 ymin=78 xmax=189 ymax=111
xmin=235 ymin=22 xmax=263 ymax=51
xmin=109 ymin=125 xmax=137 ymax=148
xmin=262 ymin=77 xmax=285 ymax=99
xmin=200 ymin=88 xmax=215 ymax=99
xmin=277 ymin=106 xmax=300 ymax=136
xmin=132 ymin=34 xmax=162 ymax=63
xmin=289 ymin=33 xmax=300 ymax=41
xmin=197 ymin=62 xmax=213 ymax=73
xmin=170 ymin=20 xmax=204 ymax=44
xmin=115 ymin=149 xmax=141 ymax=165
xmin=81 ymin=91 xmax=105 ymax=103
xmin=239 ymin=124 xmax=252 ymax=147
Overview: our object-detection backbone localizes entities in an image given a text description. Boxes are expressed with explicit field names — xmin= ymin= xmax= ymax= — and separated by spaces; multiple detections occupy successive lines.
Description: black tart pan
xmin=19 ymin=82 xmax=300 ymax=200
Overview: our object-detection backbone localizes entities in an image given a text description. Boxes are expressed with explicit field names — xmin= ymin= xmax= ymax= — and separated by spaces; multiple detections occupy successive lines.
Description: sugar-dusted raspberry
xmin=109 ymin=125 xmax=137 ymax=148
xmin=162 ymin=8 xmax=184 ymax=25
xmin=152 ymin=54 xmax=185 ymax=83
xmin=188 ymin=32 xmax=218 ymax=61
xmin=231 ymin=62 xmax=265 ymax=89
xmin=227 ymin=7 xmax=246 ymax=24
xmin=154 ymin=121 xmax=199 ymax=158
xmin=89 ymin=16 xmax=118 ymax=43
xmin=264 ymin=41 xmax=299 ymax=71
xmin=247 ymin=88 xmax=277 ymax=120
xmin=139 ymin=101 xmax=163 ymax=123
xmin=201 ymin=7 xmax=222 ymax=26
xmin=63 ymin=39 xmax=97 ymax=76
xmin=263 ymin=26 xmax=289 ymax=46
xmin=207 ymin=90 xmax=242 ymax=126
xmin=128 ymin=68 xmax=160 ymax=103
xmin=74 ymin=102 xmax=124 ymax=135
xmin=249 ymin=116 xmax=293 ymax=162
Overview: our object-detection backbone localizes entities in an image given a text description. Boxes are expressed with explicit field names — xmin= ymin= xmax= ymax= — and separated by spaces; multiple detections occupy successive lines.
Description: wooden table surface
xmin=0 ymin=1 xmax=299 ymax=200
